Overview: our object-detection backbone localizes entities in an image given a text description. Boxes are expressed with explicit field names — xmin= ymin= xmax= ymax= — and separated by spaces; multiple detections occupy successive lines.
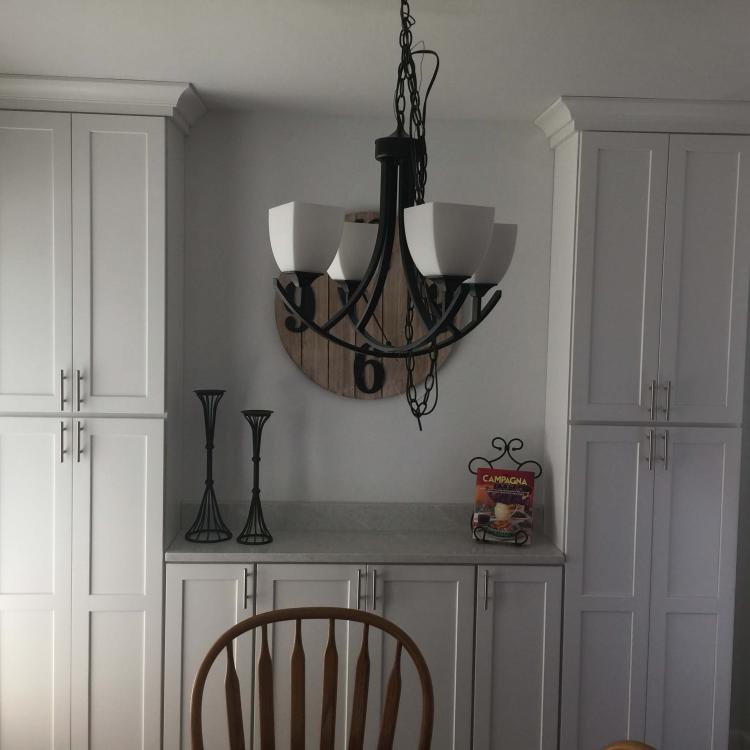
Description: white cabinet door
xmin=570 ymin=132 xmax=668 ymax=423
xmin=254 ymin=563 xmax=362 ymax=750
xmin=164 ymin=564 xmax=254 ymax=750
xmin=71 ymin=418 xmax=164 ymax=750
xmin=473 ymin=565 xmax=562 ymax=750
xmin=367 ymin=564 xmax=474 ymax=750
xmin=72 ymin=114 xmax=165 ymax=415
xmin=645 ymin=427 xmax=740 ymax=750
xmin=658 ymin=136 xmax=750 ymax=425
xmin=0 ymin=417 xmax=72 ymax=749
xmin=560 ymin=425 xmax=656 ymax=750
xmin=0 ymin=111 xmax=72 ymax=413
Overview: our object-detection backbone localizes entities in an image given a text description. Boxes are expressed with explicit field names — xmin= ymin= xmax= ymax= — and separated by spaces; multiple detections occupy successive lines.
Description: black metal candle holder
xmin=185 ymin=389 xmax=233 ymax=543
xmin=238 ymin=410 xmax=274 ymax=545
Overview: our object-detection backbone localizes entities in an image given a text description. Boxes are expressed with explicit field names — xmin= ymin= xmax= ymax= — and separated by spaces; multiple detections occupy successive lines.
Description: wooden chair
xmin=190 ymin=606 xmax=434 ymax=750
xmin=601 ymin=742 xmax=657 ymax=750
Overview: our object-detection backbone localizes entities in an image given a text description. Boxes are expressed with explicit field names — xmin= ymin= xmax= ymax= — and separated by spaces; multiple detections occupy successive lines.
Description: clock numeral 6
xmin=354 ymin=345 xmax=386 ymax=394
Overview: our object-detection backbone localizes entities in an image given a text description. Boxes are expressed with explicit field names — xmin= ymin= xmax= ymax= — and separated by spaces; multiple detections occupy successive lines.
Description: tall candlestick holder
xmin=238 ymin=409 xmax=274 ymax=545
xmin=185 ymin=389 xmax=233 ymax=543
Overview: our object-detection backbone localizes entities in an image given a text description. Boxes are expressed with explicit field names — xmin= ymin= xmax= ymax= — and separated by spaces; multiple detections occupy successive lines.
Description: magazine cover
xmin=472 ymin=467 xmax=534 ymax=544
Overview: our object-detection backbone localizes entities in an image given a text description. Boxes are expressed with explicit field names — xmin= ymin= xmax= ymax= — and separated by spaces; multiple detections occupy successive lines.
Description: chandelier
xmin=269 ymin=0 xmax=516 ymax=429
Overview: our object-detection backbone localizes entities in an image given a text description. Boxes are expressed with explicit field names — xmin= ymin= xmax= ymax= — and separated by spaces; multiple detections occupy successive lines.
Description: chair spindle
xmin=376 ymin=642 xmax=403 ymax=750
xmin=291 ymin=619 xmax=306 ymax=750
xmin=320 ymin=618 xmax=338 ymax=750
xmin=347 ymin=623 xmax=371 ymax=750
xmin=225 ymin=644 xmax=245 ymax=750
xmin=258 ymin=624 xmax=275 ymax=750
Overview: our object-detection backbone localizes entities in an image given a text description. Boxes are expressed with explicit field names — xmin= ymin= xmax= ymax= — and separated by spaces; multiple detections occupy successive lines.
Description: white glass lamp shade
xmin=327 ymin=221 xmax=379 ymax=281
xmin=469 ymin=223 xmax=517 ymax=284
xmin=403 ymin=202 xmax=495 ymax=278
xmin=268 ymin=201 xmax=345 ymax=274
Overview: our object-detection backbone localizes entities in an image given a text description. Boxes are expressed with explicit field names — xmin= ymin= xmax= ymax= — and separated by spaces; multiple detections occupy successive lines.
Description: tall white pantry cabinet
xmin=0 ymin=78 xmax=203 ymax=750
xmin=537 ymin=97 xmax=750 ymax=750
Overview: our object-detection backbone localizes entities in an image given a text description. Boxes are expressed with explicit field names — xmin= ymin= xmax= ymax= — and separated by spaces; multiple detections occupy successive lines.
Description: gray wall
xmin=182 ymin=111 xmax=554 ymax=505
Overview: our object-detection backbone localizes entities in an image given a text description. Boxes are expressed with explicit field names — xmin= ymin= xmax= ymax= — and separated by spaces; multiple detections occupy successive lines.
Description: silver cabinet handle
xmin=662 ymin=430 xmax=669 ymax=470
xmin=60 ymin=370 xmax=68 ymax=411
xmin=483 ymin=569 xmax=489 ymax=611
xmin=645 ymin=429 xmax=654 ymax=471
xmin=648 ymin=379 xmax=657 ymax=421
xmin=76 ymin=370 xmax=84 ymax=411
xmin=243 ymin=568 xmax=252 ymax=609
xmin=356 ymin=569 xmax=363 ymax=609
xmin=371 ymin=568 xmax=377 ymax=612
xmin=76 ymin=421 xmax=84 ymax=462
xmin=60 ymin=421 xmax=66 ymax=463
xmin=663 ymin=380 xmax=672 ymax=421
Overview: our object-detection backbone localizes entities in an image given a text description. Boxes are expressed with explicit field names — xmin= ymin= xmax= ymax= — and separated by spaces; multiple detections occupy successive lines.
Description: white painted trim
xmin=535 ymin=96 xmax=750 ymax=147
xmin=0 ymin=75 xmax=206 ymax=133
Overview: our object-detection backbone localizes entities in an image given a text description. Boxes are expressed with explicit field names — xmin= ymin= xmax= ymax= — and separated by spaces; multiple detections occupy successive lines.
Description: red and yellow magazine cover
xmin=472 ymin=467 xmax=534 ymax=543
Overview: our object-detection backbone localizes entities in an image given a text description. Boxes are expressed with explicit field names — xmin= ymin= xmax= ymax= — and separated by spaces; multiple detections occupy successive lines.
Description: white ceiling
xmin=3 ymin=0 xmax=750 ymax=123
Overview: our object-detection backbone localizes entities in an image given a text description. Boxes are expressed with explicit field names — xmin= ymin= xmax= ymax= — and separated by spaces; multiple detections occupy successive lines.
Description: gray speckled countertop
xmin=166 ymin=530 xmax=563 ymax=565
xmin=167 ymin=501 xmax=564 ymax=565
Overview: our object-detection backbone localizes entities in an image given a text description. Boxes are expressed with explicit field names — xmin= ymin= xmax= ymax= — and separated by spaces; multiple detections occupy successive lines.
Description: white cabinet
xmin=473 ymin=566 xmax=562 ymax=750
xmin=658 ymin=136 xmax=750 ymax=424
xmin=0 ymin=417 xmax=165 ymax=750
xmin=0 ymin=111 xmax=167 ymax=416
xmin=255 ymin=563 xmax=362 ymax=750
xmin=570 ymin=132 xmax=668 ymax=423
xmin=539 ymin=101 xmax=750 ymax=750
xmin=568 ymin=131 xmax=750 ymax=425
xmin=645 ymin=427 xmax=740 ymax=750
xmin=70 ymin=418 xmax=164 ymax=750
xmin=164 ymin=564 xmax=254 ymax=750
xmin=561 ymin=426 xmax=655 ymax=748
xmin=255 ymin=563 xmax=475 ymax=750
xmin=0 ymin=417 xmax=71 ymax=749
xmin=72 ymin=115 xmax=166 ymax=415
xmin=561 ymin=425 xmax=740 ymax=750
xmin=367 ymin=564 xmax=475 ymax=750
xmin=165 ymin=562 xmax=559 ymax=750
xmin=0 ymin=111 xmax=72 ymax=413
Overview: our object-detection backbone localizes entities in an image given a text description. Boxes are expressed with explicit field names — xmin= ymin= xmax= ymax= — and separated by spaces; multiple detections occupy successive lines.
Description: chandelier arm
xmin=337 ymin=286 xmax=393 ymax=348
xmin=404 ymin=289 xmax=503 ymax=356
xmin=352 ymin=284 xmax=469 ymax=356
xmin=320 ymin=159 xmax=399 ymax=333
xmin=276 ymin=278 xmax=469 ymax=358
xmin=351 ymin=155 xmax=403 ymax=334
xmin=395 ymin=163 xmax=440 ymax=331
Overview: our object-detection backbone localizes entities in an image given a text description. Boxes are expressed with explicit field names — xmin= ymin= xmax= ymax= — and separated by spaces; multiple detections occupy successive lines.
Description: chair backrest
xmin=190 ymin=606 xmax=434 ymax=750
xmin=601 ymin=742 xmax=657 ymax=750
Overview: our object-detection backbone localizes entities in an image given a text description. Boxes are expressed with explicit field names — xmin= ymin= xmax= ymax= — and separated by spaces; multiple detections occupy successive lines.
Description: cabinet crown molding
xmin=0 ymin=75 xmax=206 ymax=133
xmin=535 ymin=95 xmax=750 ymax=147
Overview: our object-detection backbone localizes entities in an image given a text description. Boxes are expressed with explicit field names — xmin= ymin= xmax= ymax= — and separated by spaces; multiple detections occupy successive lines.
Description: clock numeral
xmin=354 ymin=345 xmax=386 ymax=394
xmin=284 ymin=282 xmax=316 ymax=333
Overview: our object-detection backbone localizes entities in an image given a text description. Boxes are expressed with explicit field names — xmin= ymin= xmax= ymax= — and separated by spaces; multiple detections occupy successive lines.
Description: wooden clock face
xmin=274 ymin=212 xmax=454 ymax=399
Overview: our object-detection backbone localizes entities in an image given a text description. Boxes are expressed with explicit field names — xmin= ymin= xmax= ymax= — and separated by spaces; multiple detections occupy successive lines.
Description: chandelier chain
xmin=393 ymin=0 xmax=438 ymax=205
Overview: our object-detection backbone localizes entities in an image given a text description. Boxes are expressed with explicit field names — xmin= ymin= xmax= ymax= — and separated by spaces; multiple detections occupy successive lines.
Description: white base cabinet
xmin=164 ymin=565 xmax=254 ymax=750
xmin=473 ymin=566 xmax=562 ymax=750
xmin=164 ymin=562 xmax=562 ymax=750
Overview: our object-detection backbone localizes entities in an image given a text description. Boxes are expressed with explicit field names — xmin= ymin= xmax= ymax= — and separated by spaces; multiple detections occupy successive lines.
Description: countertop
xmin=165 ymin=528 xmax=564 ymax=565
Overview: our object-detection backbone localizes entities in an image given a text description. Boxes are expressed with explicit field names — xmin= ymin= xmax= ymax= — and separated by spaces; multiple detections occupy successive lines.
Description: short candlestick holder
xmin=185 ymin=389 xmax=233 ymax=543
xmin=238 ymin=409 xmax=273 ymax=545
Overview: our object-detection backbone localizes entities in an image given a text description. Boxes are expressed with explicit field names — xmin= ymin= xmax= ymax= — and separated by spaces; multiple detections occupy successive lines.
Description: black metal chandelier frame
xmin=274 ymin=2 xmax=502 ymax=360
